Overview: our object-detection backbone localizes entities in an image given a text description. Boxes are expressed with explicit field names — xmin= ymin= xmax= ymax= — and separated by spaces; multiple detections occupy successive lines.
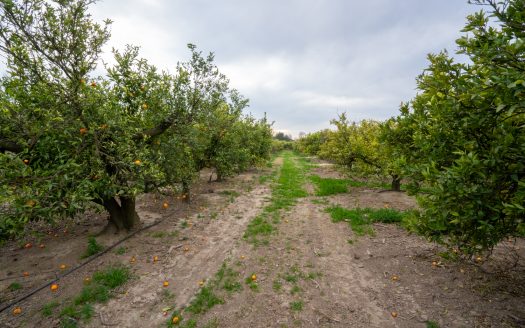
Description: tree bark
xmin=391 ymin=175 xmax=401 ymax=192
xmin=182 ymin=181 xmax=191 ymax=203
xmin=102 ymin=196 xmax=140 ymax=232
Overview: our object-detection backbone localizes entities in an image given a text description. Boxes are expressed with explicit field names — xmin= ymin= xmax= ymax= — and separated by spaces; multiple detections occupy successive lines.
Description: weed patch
xmin=326 ymin=206 xmax=406 ymax=236
xmin=290 ymin=300 xmax=303 ymax=311
xmin=81 ymin=237 xmax=104 ymax=259
xmin=310 ymin=175 xmax=349 ymax=196
xmin=186 ymin=287 xmax=224 ymax=314
xmin=58 ymin=266 xmax=129 ymax=326
xmin=8 ymin=282 xmax=22 ymax=291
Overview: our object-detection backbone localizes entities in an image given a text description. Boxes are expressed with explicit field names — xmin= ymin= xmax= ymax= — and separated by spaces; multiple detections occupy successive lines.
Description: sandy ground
xmin=1 ymin=156 xmax=524 ymax=328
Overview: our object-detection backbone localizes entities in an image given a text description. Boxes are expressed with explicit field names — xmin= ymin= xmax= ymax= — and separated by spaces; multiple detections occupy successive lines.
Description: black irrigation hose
xmin=0 ymin=217 xmax=167 ymax=314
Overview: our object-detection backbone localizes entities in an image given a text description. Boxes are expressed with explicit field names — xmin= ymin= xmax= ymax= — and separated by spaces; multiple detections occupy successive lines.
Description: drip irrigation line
xmin=0 ymin=216 xmax=167 ymax=314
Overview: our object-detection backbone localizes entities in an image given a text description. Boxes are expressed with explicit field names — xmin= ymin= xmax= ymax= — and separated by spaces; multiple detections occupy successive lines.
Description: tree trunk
xmin=391 ymin=175 xmax=401 ymax=191
xmin=182 ymin=181 xmax=191 ymax=203
xmin=102 ymin=196 xmax=140 ymax=232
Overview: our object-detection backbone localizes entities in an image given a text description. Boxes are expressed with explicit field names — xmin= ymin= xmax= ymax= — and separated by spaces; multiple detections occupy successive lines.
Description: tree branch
xmin=0 ymin=138 xmax=23 ymax=153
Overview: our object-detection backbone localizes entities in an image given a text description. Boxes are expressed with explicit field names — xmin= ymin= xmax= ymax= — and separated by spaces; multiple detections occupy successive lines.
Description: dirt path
xmin=85 ymin=179 xmax=272 ymax=327
xmin=2 ymin=153 xmax=524 ymax=328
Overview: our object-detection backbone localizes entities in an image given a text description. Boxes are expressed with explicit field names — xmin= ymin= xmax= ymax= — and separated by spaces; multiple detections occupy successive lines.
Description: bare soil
xmin=1 ymin=156 xmax=524 ymax=328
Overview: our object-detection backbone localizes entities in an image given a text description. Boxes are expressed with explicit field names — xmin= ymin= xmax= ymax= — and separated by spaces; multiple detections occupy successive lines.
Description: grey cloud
xmin=88 ymin=1 xmax=478 ymax=137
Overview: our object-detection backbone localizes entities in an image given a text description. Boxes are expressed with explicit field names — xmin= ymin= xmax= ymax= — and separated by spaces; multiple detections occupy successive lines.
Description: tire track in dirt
xmin=85 ymin=181 xmax=272 ymax=328
xmin=194 ymin=161 xmax=395 ymax=327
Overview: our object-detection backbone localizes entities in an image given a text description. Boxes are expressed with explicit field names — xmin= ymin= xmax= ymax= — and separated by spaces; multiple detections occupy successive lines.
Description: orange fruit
xmin=162 ymin=202 xmax=169 ymax=209
xmin=80 ymin=79 xmax=85 ymax=84
xmin=153 ymin=256 xmax=159 ymax=262
xmin=91 ymin=82 xmax=97 ymax=87
xmin=391 ymin=275 xmax=399 ymax=281
xmin=163 ymin=281 xmax=169 ymax=287
xmin=134 ymin=160 xmax=141 ymax=165
xmin=391 ymin=311 xmax=398 ymax=318
xmin=59 ymin=264 xmax=67 ymax=270
xmin=23 ymin=159 xmax=29 ymax=164
xmin=12 ymin=307 xmax=22 ymax=315
xmin=240 ymin=255 xmax=245 ymax=260
xmin=39 ymin=244 xmax=45 ymax=249
xmin=79 ymin=127 xmax=88 ymax=135
xmin=251 ymin=274 xmax=257 ymax=281
xmin=142 ymin=103 xmax=148 ymax=110
xmin=183 ymin=246 xmax=190 ymax=252
xmin=182 ymin=194 xmax=187 ymax=199
xmin=100 ymin=124 xmax=108 ymax=129
xmin=475 ymin=256 xmax=483 ymax=263
xmin=130 ymin=256 xmax=136 ymax=264
xmin=26 ymin=200 xmax=36 ymax=207
xmin=24 ymin=242 xmax=32 ymax=249
xmin=50 ymin=283 xmax=58 ymax=292
xmin=23 ymin=271 xmax=29 ymax=277
xmin=198 ymin=280 xmax=205 ymax=287
xmin=431 ymin=261 xmax=438 ymax=267
xmin=172 ymin=316 xmax=179 ymax=324
xmin=84 ymin=277 xmax=91 ymax=284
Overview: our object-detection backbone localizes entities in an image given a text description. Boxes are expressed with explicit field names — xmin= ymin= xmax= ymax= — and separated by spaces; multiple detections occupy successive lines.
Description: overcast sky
xmin=89 ymin=1 xmax=477 ymax=137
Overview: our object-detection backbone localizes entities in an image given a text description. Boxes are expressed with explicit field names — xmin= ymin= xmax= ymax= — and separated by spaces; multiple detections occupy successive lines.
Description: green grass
xmin=41 ymin=301 xmax=60 ymax=317
xmin=290 ymin=285 xmax=301 ymax=295
xmin=167 ymin=262 xmax=239 ymax=327
xmin=273 ymin=279 xmax=282 ymax=291
xmin=310 ymin=175 xmax=349 ymax=196
xmin=284 ymin=274 xmax=299 ymax=283
xmin=326 ymin=206 xmax=406 ymax=236
xmin=58 ymin=266 xmax=130 ymax=326
xmin=244 ymin=151 xmax=309 ymax=245
xmin=167 ymin=312 xmax=195 ymax=328
xmin=186 ymin=287 xmax=224 ymax=314
xmin=426 ymin=321 xmax=440 ymax=328
xmin=115 ymin=246 xmax=126 ymax=255
xmin=81 ymin=237 xmax=104 ymax=259
xmin=290 ymin=301 xmax=303 ymax=311
xmin=8 ymin=282 xmax=22 ymax=291
xmin=214 ymin=263 xmax=242 ymax=293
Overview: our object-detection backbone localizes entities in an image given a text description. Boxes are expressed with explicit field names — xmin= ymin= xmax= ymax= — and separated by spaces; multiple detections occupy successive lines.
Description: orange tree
xmin=384 ymin=0 xmax=525 ymax=254
xmin=0 ymin=0 xmax=269 ymax=238
xmin=313 ymin=114 xmax=401 ymax=190
xmin=294 ymin=129 xmax=330 ymax=156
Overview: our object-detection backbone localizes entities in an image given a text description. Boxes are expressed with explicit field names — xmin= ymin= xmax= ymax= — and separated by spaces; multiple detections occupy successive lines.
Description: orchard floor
xmin=1 ymin=153 xmax=524 ymax=328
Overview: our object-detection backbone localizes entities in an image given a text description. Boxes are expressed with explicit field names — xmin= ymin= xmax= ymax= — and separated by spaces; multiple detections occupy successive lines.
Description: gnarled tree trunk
xmin=391 ymin=175 xmax=401 ymax=192
xmin=102 ymin=196 xmax=140 ymax=232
